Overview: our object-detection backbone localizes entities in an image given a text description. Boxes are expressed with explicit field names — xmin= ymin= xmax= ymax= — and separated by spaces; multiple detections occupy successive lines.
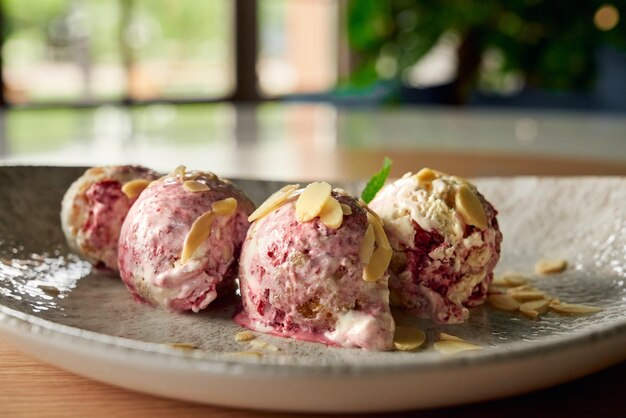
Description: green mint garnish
xmin=361 ymin=157 xmax=392 ymax=203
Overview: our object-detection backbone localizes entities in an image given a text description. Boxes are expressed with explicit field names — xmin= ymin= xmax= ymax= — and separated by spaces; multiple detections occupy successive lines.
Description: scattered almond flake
xmin=438 ymin=333 xmax=465 ymax=343
xmin=183 ymin=180 xmax=210 ymax=193
xmin=180 ymin=211 xmax=214 ymax=264
xmin=340 ymin=203 xmax=353 ymax=215
xmin=535 ymin=258 xmax=568 ymax=275
xmin=393 ymin=326 xmax=426 ymax=351
xmin=549 ymin=298 xmax=561 ymax=308
xmin=488 ymin=294 xmax=521 ymax=311
xmin=520 ymin=309 xmax=539 ymax=319
xmin=121 ymin=179 xmax=151 ymax=199
xmin=227 ymin=351 xmax=263 ymax=358
xmin=520 ymin=299 xmax=551 ymax=316
xmin=319 ymin=196 xmax=343 ymax=229
xmin=235 ymin=331 xmax=256 ymax=342
xmin=501 ymin=273 xmax=529 ymax=286
xmin=249 ymin=340 xmax=280 ymax=352
xmin=212 ymin=197 xmax=238 ymax=216
xmin=296 ymin=182 xmax=332 ymax=223
xmin=550 ymin=302 xmax=603 ymax=315
xmin=248 ymin=184 xmax=299 ymax=222
xmin=508 ymin=289 xmax=546 ymax=302
xmin=490 ymin=277 xmax=510 ymax=287
xmin=434 ymin=340 xmax=482 ymax=355
xmin=169 ymin=343 xmax=198 ymax=350
xmin=38 ymin=284 xmax=60 ymax=296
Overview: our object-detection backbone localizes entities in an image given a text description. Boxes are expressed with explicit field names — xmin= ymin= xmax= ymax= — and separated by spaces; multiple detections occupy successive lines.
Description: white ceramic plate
xmin=0 ymin=166 xmax=625 ymax=413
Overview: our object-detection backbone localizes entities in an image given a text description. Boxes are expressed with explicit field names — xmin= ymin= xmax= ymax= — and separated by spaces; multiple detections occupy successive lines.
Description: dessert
xmin=60 ymin=165 xmax=159 ymax=271
xmin=118 ymin=167 xmax=255 ymax=312
xmin=235 ymin=182 xmax=395 ymax=351
xmin=369 ymin=168 xmax=502 ymax=324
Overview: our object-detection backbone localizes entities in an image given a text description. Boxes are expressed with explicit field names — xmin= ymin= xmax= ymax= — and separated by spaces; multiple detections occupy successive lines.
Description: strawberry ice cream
xmin=118 ymin=168 xmax=255 ymax=312
xmin=235 ymin=183 xmax=394 ymax=351
xmin=60 ymin=165 xmax=159 ymax=271
xmin=369 ymin=169 xmax=502 ymax=324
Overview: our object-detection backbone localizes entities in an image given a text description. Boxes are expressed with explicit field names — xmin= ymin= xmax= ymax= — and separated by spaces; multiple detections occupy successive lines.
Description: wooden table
xmin=1 ymin=105 xmax=625 ymax=417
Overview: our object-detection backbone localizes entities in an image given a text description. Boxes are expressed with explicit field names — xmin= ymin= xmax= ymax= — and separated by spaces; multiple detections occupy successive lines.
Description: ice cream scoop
xmin=369 ymin=168 xmax=502 ymax=324
xmin=235 ymin=182 xmax=395 ymax=351
xmin=118 ymin=167 xmax=255 ymax=312
xmin=60 ymin=165 xmax=159 ymax=271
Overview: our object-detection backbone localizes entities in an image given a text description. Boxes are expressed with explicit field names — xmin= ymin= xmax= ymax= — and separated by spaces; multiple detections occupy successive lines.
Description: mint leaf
xmin=361 ymin=157 xmax=392 ymax=203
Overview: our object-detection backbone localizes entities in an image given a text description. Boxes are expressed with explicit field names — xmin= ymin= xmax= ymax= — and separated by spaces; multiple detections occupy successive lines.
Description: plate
xmin=0 ymin=166 xmax=625 ymax=413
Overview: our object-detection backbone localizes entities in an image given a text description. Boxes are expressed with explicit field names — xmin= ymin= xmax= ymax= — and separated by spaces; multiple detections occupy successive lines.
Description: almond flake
xmin=319 ymin=197 xmax=343 ymax=229
xmin=359 ymin=224 xmax=376 ymax=264
xmin=488 ymin=294 xmax=521 ymax=311
xmin=121 ymin=179 xmax=151 ymax=199
xmin=434 ymin=340 xmax=482 ymax=355
xmin=229 ymin=351 xmax=263 ymax=358
xmin=171 ymin=165 xmax=186 ymax=180
xmin=249 ymin=340 xmax=280 ymax=352
xmin=38 ymin=284 xmax=60 ymax=296
xmin=234 ymin=331 xmax=256 ymax=342
xmin=550 ymin=302 xmax=602 ymax=314
xmin=183 ymin=180 xmax=210 ymax=193
xmin=438 ymin=333 xmax=465 ymax=342
xmin=362 ymin=246 xmax=392 ymax=282
xmin=393 ymin=326 xmax=426 ymax=351
xmin=535 ymin=258 xmax=568 ymax=275
xmin=180 ymin=211 xmax=214 ymax=264
xmin=296 ymin=182 xmax=332 ymax=223
xmin=169 ymin=343 xmax=197 ymax=350
xmin=454 ymin=184 xmax=487 ymax=230
xmin=212 ymin=197 xmax=238 ymax=216
xmin=248 ymin=184 xmax=299 ymax=222
xmin=500 ymin=273 xmax=529 ymax=286
xmin=367 ymin=212 xmax=391 ymax=250
xmin=415 ymin=167 xmax=439 ymax=183
xmin=508 ymin=289 xmax=546 ymax=302
xmin=340 ymin=203 xmax=353 ymax=215
xmin=520 ymin=299 xmax=551 ymax=316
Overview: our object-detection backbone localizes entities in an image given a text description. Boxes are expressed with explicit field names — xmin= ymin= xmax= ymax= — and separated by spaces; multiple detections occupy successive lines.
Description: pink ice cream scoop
xmin=118 ymin=168 xmax=255 ymax=312
xmin=60 ymin=165 xmax=159 ymax=271
xmin=235 ymin=183 xmax=395 ymax=351
xmin=369 ymin=169 xmax=502 ymax=324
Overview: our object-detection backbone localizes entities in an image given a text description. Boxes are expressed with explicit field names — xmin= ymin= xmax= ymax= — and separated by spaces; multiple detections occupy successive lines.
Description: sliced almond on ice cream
xmin=121 ymin=179 xmax=150 ymax=199
xmin=296 ymin=182 xmax=332 ymax=222
xmin=319 ymin=196 xmax=343 ymax=229
xmin=367 ymin=212 xmax=391 ymax=250
xmin=454 ymin=184 xmax=487 ymax=230
xmin=212 ymin=197 xmax=238 ymax=216
xmin=359 ymin=224 xmax=376 ymax=264
xmin=507 ymin=289 xmax=546 ymax=302
xmin=363 ymin=246 xmax=392 ymax=282
xmin=183 ymin=180 xmax=210 ymax=193
xmin=248 ymin=184 xmax=299 ymax=222
xmin=180 ymin=210 xmax=215 ymax=264
xmin=438 ymin=333 xmax=465 ymax=342
xmin=415 ymin=167 xmax=439 ymax=183
xmin=393 ymin=326 xmax=426 ymax=351
xmin=340 ymin=203 xmax=353 ymax=215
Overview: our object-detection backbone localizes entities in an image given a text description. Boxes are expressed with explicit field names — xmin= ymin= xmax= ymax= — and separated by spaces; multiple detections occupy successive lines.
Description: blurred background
xmin=1 ymin=0 xmax=625 ymax=109
xmin=0 ymin=0 xmax=625 ymax=178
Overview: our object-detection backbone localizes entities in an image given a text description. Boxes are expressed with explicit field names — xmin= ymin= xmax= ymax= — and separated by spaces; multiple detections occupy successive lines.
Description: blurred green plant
xmin=347 ymin=0 xmax=626 ymax=103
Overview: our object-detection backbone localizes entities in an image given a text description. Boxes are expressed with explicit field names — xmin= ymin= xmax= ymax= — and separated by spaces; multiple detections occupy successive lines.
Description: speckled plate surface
xmin=0 ymin=166 xmax=625 ymax=413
